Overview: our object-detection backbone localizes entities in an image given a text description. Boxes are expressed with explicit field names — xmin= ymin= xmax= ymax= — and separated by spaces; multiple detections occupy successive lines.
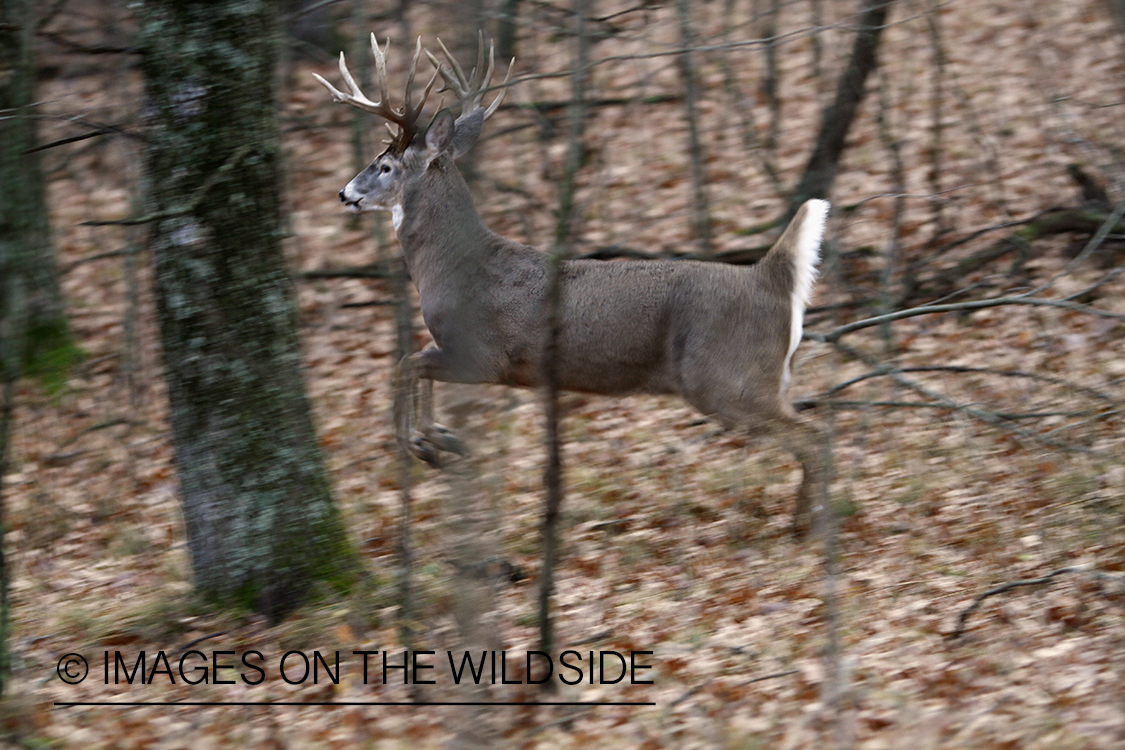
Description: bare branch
xmin=825 ymin=340 xmax=1097 ymax=454
xmin=824 ymin=365 xmax=1119 ymax=404
xmin=950 ymin=567 xmax=1087 ymax=639
xmin=809 ymin=294 xmax=1125 ymax=345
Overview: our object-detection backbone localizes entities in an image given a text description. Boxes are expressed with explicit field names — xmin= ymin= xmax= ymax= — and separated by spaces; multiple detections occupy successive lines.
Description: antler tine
xmin=432 ymin=37 xmax=471 ymax=95
xmin=425 ymin=36 xmax=513 ymax=122
xmin=417 ymin=62 xmax=441 ymax=118
xmin=402 ymin=37 xmax=420 ymax=112
xmin=312 ymin=44 xmax=393 ymax=118
xmin=338 ymin=52 xmax=373 ymax=107
xmin=402 ymin=37 xmax=441 ymax=118
xmin=483 ymin=54 xmax=514 ymax=120
xmin=369 ymin=34 xmax=391 ymax=112
xmin=311 ymin=64 xmax=350 ymax=106
xmin=469 ymin=31 xmax=487 ymax=91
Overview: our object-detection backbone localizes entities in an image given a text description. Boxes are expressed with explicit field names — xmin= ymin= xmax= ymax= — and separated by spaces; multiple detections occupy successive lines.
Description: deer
xmin=314 ymin=35 xmax=830 ymax=536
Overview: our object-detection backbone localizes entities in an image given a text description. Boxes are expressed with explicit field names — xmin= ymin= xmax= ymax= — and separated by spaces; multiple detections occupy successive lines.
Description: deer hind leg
xmin=708 ymin=396 xmax=829 ymax=538
xmin=395 ymin=349 xmax=467 ymax=467
xmin=765 ymin=409 xmax=829 ymax=538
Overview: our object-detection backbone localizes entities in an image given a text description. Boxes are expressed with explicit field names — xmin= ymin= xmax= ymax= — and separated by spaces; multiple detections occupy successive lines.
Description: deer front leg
xmin=394 ymin=348 xmax=467 ymax=467
xmin=416 ymin=374 xmax=468 ymax=460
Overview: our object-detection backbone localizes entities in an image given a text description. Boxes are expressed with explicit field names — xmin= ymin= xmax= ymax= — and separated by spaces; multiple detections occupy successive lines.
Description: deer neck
xmin=394 ymin=158 xmax=492 ymax=293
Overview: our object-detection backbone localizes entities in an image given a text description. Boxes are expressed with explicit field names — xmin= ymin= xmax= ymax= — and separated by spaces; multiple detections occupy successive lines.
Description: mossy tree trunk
xmin=0 ymin=0 xmax=75 ymax=387
xmin=0 ymin=0 xmax=75 ymax=696
xmin=137 ymin=0 xmax=355 ymax=621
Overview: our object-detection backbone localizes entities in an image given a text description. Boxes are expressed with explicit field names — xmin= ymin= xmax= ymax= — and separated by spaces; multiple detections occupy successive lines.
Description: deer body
xmin=317 ymin=36 xmax=829 ymax=534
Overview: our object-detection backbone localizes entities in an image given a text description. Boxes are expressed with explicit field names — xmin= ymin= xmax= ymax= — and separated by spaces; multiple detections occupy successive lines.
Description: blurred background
xmin=1 ymin=0 xmax=1123 ymax=747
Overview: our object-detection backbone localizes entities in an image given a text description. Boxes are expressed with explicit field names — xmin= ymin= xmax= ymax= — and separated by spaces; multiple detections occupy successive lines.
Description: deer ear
xmin=425 ymin=109 xmax=457 ymax=155
xmin=449 ymin=109 xmax=485 ymax=159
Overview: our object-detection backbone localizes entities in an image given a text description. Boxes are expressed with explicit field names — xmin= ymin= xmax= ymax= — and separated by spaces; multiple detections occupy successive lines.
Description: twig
xmin=24 ymin=129 xmax=115 ymax=154
xmin=670 ymin=680 xmax=709 ymax=708
xmin=36 ymin=31 xmax=139 ymax=56
xmin=950 ymin=80 xmax=1008 ymax=215
xmin=35 ymin=0 xmax=71 ymax=32
xmin=1064 ymin=264 xmax=1125 ymax=300
xmin=949 ymin=567 xmax=1084 ymax=639
xmin=82 ymin=213 xmax=173 ymax=227
xmin=50 ymin=418 xmax=133 ymax=455
xmin=914 ymin=217 xmax=1029 ymax=266
xmin=744 ymin=668 xmax=800 ymax=685
xmin=339 ymin=300 xmax=394 ymax=308
xmin=301 ymin=263 xmax=395 ymax=280
xmin=173 ymin=631 xmax=229 ymax=656
xmin=61 ymin=250 xmax=126 ymax=275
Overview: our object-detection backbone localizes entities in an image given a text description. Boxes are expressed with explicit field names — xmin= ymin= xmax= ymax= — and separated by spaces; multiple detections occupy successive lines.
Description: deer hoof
xmin=408 ymin=425 xmax=467 ymax=466
xmin=408 ymin=432 xmax=441 ymax=466
xmin=427 ymin=424 xmax=467 ymax=456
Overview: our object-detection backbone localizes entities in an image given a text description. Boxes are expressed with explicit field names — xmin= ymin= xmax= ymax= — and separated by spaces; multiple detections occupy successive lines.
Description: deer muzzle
xmin=339 ymin=188 xmax=362 ymax=212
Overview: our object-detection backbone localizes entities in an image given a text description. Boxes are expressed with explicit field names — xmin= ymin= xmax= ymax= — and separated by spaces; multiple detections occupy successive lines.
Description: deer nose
xmin=338 ymin=190 xmax=346 ymax=202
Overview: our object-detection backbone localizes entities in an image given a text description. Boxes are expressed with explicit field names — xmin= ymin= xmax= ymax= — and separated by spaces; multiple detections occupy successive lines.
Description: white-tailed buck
xmin=316 ymin=36 xmax=830 ymax=535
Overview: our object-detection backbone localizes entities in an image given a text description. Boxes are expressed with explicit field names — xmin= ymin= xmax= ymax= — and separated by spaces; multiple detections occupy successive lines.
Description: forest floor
xmin=3 ymin=0 xmax=1125 ymax=748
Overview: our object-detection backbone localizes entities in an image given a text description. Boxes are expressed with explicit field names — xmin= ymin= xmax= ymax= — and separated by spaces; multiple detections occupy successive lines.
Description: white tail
xmin=315 ymin=38 xmax=830 ymax=535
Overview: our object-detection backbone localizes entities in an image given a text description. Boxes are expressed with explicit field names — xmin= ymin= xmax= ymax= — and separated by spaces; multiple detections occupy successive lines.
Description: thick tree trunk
xmin=138 ymin=0 xmax=354 ymax=621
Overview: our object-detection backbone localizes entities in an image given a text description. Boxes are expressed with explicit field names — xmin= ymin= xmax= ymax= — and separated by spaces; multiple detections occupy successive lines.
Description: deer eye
xmin=380 ymin=164 xmax=392 ymax=174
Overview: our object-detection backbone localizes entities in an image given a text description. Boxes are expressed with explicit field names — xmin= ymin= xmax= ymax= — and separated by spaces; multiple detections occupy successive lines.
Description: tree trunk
xmin=0 ymin=0 xmax=76 ymax=391
xmin=137 ymin=0 xmax=355 ymax=621
xmin=789 ymin=0 xmax=894 ymax=217
xmin=539 ymin=0 xmax=589 ymax=664
xmin=496 ymin=0 xmax=521 ymax=63
xmin=677 ymin=0 xmax=713 ymax=254
xmin=0 ymin=0 xmax=77 ymax=695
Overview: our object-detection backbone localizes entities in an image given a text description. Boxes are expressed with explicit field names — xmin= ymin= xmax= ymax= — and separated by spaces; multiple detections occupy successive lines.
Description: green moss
xmin=23 ymin=320 xmax=82 ymax=396
xmin=197 ymin=507 xmax=362 ymax=622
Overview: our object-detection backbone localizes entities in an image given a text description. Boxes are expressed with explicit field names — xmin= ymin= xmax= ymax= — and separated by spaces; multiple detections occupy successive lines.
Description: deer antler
xmin=313 ymin=35 xmax=439 ymax=154
xmin=425 ymin=33 xmax=514 ymax=122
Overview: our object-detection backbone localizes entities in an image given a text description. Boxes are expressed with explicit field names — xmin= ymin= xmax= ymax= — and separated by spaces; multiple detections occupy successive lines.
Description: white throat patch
xmin=391 ymin=204 xmax=404 ymax=232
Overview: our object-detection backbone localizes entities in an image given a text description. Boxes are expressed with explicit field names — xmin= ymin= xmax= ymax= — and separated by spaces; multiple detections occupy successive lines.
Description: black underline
xmin=55 ymin=701 xmax=655 ymax=707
